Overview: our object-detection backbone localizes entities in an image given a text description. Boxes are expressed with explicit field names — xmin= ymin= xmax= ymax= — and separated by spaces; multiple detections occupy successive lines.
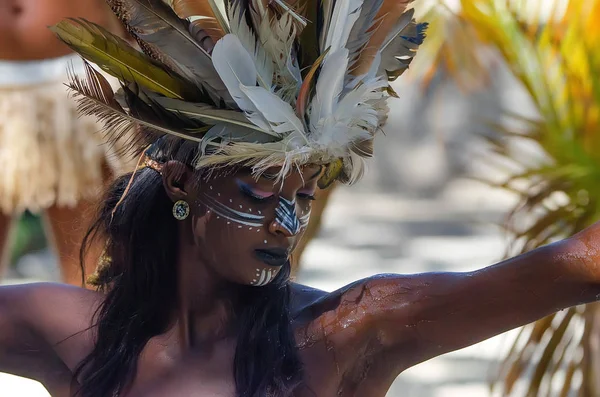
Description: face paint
xmin=275 ymin=197 xmax=301 ymax=235
xmin=251 ymin=267 xmax=279 ymax=287
xmin=191 ymin=167 xmax=319 ymax=289
xmin=299 ymin=211 xmax=311 ymax=228
xmin=198 ymin=192 xmax=264 ymax=227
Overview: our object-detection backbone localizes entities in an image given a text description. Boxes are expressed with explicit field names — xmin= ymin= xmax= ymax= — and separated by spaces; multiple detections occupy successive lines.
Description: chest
xmin=120 ymin=338 xmax=388 ymax=397
xmin=126 ymin=337 xmax=336 ymax=397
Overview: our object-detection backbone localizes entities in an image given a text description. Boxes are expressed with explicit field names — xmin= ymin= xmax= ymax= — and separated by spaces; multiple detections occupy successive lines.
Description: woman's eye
xmin=237 ymin=181 xmax=274 ymax=202
xmin=297 ymin=192 xmax=316 ymax=201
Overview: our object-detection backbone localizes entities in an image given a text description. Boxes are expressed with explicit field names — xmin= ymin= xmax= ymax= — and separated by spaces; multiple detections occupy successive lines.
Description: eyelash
xmin=297 ymin=193 xmax=316 ymax=201
xmin=239 ymin=184 xmax=274 ymax=203
xmin=239 ymin=184 xmax=315 ymax=202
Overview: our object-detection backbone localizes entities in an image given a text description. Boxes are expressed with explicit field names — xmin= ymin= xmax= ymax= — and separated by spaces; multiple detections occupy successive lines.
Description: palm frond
xmin=435 ymin=0 xmax=600 ymax=395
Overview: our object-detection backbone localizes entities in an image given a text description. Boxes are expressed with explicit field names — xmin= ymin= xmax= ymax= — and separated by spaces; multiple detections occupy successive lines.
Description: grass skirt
xmin=0 ymin=54 xmax=136 ymax=214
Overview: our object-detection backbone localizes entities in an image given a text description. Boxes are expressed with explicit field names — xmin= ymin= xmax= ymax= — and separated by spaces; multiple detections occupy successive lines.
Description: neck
xmin=175 ymin=223 xmax=237 ymax=349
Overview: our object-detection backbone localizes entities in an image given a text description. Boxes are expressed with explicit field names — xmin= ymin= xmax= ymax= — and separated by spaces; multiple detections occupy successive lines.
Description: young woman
xmin=0 ymin=0 xmax=135 ymax=285
xmin=1 ymin=1 xmax=599 ymax=396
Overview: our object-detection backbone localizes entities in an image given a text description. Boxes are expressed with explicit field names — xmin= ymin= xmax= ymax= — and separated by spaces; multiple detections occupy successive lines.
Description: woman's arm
xmin=371 ymin=224 xmax=600 ymax=370
xmin=0 ymin=283 xmax=97 ymax=385
xmin=306 ymin=223 xmax=600 ymax=377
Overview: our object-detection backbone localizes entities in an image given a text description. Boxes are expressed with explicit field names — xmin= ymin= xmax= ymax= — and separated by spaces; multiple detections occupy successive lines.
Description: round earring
xmin=172 ymin=200 xmax=190 ymax=220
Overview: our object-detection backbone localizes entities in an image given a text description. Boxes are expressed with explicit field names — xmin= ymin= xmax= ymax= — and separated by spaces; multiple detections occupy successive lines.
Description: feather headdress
xmin=51 ymin=0 xmax=427 ymax=188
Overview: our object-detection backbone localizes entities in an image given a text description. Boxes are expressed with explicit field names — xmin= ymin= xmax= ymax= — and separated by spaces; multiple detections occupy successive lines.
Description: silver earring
xmin=172 ymin=200 xmax=190 ymax=220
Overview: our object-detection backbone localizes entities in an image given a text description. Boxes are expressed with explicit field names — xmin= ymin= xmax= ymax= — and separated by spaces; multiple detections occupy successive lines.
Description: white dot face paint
xmin=250 ymin=268 xmax=278 ymax=286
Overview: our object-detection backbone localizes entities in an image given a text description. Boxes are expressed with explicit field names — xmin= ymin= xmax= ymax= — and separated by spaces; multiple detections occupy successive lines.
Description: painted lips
xmin=254 ymin=248 xmax=289 ymax=267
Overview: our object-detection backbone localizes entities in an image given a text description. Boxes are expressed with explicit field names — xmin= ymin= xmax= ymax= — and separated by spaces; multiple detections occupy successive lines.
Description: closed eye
xmin=237 ymin=180 xmax=274 ymax=203
xmin=297 ymin=192 xmax=316 ymax=201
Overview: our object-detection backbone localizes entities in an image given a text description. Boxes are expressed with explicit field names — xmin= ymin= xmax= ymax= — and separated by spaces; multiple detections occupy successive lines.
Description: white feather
xmin=212 ymin=34 xmax=257 ymax=107
xmin=309 ymin=49 xmax=349 ymax=132
xmin=323 ymin=0 xmax=364 ymax=54
xmin=228 ymin=4 xmax=274 ymax=89
xmin=254 ymin=3 xmax=300 ymax=101
xmin=347 ymin=152 xmax=367 ymax=184
xmin=239 ymin=85 xmax=307 ymax=138
xmin=309 ymin=66 xmax=388 ymax=159
xmin=212 ymin=34 xmax=276 ymax=131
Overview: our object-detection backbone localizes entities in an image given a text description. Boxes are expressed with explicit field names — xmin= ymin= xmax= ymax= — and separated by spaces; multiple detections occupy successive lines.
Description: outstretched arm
xmin=373 ymin=224 xmax=600 ymax=370
xmin=303 ymin=223 xmax=600 ymax=378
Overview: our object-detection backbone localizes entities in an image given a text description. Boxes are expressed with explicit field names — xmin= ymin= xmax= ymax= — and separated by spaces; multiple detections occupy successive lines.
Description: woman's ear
xmin=161 ymin=160 xmax=193 ymax=202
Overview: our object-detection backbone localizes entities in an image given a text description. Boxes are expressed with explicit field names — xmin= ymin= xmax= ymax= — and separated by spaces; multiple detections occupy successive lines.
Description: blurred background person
xmin=0 ymin=0 xmax=135 ymax=286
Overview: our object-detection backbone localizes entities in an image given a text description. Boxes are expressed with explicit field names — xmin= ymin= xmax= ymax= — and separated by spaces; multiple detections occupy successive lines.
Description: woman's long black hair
xmin=73 ymin=140 xmax=303 ymax=396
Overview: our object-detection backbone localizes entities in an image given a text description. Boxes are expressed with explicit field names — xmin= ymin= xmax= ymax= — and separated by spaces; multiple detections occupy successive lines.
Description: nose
xmin=268 ymin=197 xmax=301 ymax=238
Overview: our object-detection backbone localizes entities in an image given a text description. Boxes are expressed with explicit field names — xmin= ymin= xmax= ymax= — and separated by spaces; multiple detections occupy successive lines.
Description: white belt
xmin=0 ymin=54 xmax=86 ymax=87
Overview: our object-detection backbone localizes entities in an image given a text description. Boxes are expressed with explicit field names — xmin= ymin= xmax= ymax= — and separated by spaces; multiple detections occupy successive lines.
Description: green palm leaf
xmin=430 ymin=0 xmax=600 ymax=395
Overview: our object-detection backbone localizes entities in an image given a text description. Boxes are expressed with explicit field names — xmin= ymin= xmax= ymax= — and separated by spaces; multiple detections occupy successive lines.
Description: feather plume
xmin=377 ymin=11 xmax=427 ymax=81
xmin=271 ymin=0 xmax=308 ymax=27
xmin=309 ymin=49 xmax=349 ymax=132
xmin=199 ymin=123 xmax=280 ymax=155
xmin=323 ymin=0 xmax=363 ymax=55
xmin=153 ymin=96 xmax=281 ymax=138
xmin=252 ymin=0 xmax=301 ymax=101
xmin=212 ymin=34 xmax=278 ymax=132
xmin=51 ymin=18 xmax=190 ymax=99
xmin=172 ymin=0 xmax=229 ymax=41
xmin=318 ymin=0 xmax=337 ymax=51
xmin=346 ymin=0 xmax=384 ymax=70
xmin=352 ymin=0 xmax=414 ymax=75
xmin=107 ymin=0 xmax=233 ymax=105
xmin=239 ymin=85 xmax=307 ymax=137
xmin=228 ymin=3 xmax=274 ymax=89
xmin=67 ymin=62 xmax=209 ymax=152
xmin=296 ymin=48 xmax=329 ymax=119
xmin=54 ymin=0 xmax=427 ymax=189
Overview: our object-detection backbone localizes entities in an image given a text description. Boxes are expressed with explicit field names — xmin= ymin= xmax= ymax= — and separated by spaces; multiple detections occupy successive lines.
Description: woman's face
xmin=186 ymin=165 xmax=322 ymax=287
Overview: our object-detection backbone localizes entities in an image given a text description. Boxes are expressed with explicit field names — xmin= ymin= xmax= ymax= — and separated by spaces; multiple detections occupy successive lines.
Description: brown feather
xmin=353 ymin=0 xmax=414 ymax=75
xmin=172 ymin=0 xmax=228 ymax=42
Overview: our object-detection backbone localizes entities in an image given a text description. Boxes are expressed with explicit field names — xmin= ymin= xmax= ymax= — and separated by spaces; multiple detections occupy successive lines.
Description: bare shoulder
xmin=291 ymin=274 xmax=409 ymax=326
xmin=290 ymin=275 xmax=417 ymax=394
xmin=1 ymin=282 xmax=103 ymax=368
xmin=291 ymin=274 xmax=413 ymax=350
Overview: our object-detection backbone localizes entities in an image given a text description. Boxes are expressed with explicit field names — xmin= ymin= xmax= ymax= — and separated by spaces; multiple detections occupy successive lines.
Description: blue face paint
xmin=275 ymin=197 xmax=301 ymax=235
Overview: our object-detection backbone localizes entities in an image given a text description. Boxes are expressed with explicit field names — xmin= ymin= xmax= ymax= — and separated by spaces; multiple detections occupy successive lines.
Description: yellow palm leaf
xmin=427 ymin=0 xmax=600 ymax=395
